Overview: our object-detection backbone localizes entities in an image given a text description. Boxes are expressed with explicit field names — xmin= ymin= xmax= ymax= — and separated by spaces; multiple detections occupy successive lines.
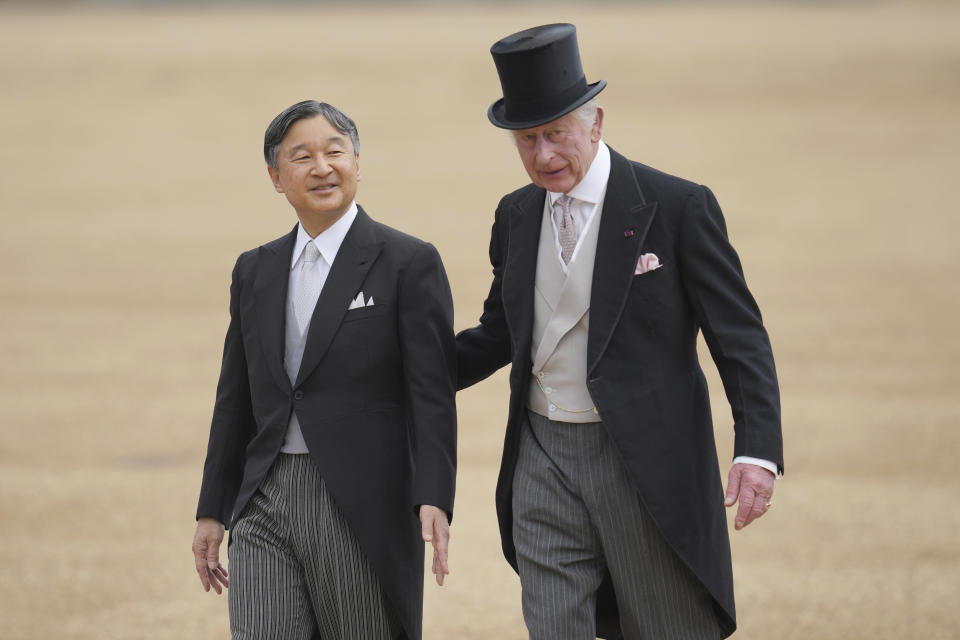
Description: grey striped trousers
xmin=228 ymin=454 xmax=397 ymax=640
xmin=513 ymin=411 xmax=724 ymax=640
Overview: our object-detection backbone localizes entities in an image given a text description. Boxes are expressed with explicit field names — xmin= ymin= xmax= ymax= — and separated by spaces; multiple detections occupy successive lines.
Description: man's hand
xmin=724 ymin=463 xmax=775 ymax=530
xmin=419 ymin=505 xmax=450 ymax=586
xmin=192 ymin=517 xmax=229 ymax=593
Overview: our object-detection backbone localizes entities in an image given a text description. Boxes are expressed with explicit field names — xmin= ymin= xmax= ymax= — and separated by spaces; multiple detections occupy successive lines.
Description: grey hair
xmin=508 ymin=98 xmax=601 ymax=145
xmin=570 ymin=99 xmax=599 ymax=132
xmin=263 ymin=100 xmax=360 ymax=168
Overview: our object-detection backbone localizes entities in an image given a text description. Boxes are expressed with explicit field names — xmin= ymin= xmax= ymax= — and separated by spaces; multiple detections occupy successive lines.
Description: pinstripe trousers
xmin=513 ymin=411 xmax=724 ymax=640
xmin=228 ymin=454 xmax=397 ymax=640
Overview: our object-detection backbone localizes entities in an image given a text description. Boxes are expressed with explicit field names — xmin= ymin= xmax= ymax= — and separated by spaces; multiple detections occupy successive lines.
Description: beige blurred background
xmin=1 ymin=2 xmax=958 ymax=638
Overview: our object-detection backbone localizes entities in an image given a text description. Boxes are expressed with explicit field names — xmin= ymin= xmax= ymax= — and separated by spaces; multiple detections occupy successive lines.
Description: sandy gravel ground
xmin=0 ymin=3 xmax=957 ymax=638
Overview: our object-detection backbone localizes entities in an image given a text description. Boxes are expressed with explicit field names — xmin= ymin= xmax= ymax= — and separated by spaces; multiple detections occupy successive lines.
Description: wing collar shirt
xmin=281 ymin=202 xmax=358 ymax=454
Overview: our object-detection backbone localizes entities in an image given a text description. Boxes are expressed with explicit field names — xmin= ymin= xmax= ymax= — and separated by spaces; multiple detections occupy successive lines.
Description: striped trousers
xmin=228 ymin=454 xmax=397 ymax=640
xmin=513 ymin=411 xmax=724 ymax=640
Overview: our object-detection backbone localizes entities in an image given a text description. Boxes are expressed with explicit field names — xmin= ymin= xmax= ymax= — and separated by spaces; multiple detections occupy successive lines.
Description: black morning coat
xmin=456 ymin=148 xmax=783 ymax=638
xmin=197 ymin=208 xmax=457 ymax=640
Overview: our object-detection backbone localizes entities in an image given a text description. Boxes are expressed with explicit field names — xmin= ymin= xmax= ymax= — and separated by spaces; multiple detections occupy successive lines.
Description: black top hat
xmin=488 ymin=23 xmax=606 ymax=130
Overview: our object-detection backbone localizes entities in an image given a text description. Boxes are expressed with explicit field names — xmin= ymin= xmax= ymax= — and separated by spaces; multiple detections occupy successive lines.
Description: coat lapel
xmin=254 ymin=225 xmax=297 ymax=393
xmin=295 ymin=207 xmax=383 ymax=388
xmin=502 ymin=187 xmax=546 ymax=361
xmin=588 ymin=148 xmax=658 ymax=374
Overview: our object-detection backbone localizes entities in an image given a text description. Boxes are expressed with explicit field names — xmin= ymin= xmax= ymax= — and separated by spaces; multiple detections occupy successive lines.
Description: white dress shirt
xmin=281 ymin=203 xmax=358 ymax=453
xmin=289 ymin=203 xmax=358 ymax=280
xmin=547 ymin=141 xmax=611 ymax=271
xmin=548 ymin=143 xmax=778 ymax=479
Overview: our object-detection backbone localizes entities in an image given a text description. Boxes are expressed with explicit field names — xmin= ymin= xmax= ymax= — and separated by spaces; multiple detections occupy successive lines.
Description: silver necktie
xmin=555 ymin=195 xmax=578 ymax=264
xmin=293 ymin=241 xmax=323 ymax=335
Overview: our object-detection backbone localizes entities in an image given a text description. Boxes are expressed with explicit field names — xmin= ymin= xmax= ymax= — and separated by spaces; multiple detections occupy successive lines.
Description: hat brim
xmin=487 ymin=80 xmax=606 ymax=130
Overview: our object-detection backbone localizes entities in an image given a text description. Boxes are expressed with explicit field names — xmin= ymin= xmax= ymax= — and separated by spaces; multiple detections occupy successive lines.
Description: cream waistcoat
xmin=527 ymin=196 xmax=603 ymax=423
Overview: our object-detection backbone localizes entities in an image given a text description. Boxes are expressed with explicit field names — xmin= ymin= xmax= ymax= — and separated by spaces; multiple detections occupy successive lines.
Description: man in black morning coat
xmin=191 ymin=100 xmax=456 ymax=640
xmin=456 ymin=24 xmax=783 ymax=639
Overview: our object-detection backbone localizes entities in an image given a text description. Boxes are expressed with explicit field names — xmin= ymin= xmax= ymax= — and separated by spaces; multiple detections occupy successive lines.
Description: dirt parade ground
xmin=0 ymin=2 xmax=957 ymax=638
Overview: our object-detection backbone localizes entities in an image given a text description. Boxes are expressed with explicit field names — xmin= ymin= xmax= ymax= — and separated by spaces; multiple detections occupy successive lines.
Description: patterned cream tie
xmin=555 ymin=194 xmax=578 ymax=264
xmin=293 ymin=241 xmax=323 ymax=335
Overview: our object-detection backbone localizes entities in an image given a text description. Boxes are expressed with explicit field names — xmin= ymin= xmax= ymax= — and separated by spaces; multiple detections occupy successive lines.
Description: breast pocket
xmin=341 ymin=302 xmax=391 ymax=323
xmin=626 ymin=265 xmax=673 ymax=328
xmin=630 ymin=264 xmax=668 ymax=290
xmin=333 ymin=302 xmax=400 ymax=386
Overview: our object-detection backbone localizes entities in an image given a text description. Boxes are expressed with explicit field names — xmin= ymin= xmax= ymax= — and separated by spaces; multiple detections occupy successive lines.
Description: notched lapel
xmin=502 ymin=188 xmax=545 ymax=356
xmin=254 ymin=227 xmax=297 ymax=392
xmin=588 ymin=151 xmax=658 ymax=373
xmin=295 ymin=209 xmax=383 ymax=388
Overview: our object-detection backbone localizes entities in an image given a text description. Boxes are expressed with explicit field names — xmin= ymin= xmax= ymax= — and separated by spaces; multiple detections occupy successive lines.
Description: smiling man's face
xmin=512 ymin=107 xmax=603 ymax=194
xmin=267 ymin=114 xmax=360 ymax=229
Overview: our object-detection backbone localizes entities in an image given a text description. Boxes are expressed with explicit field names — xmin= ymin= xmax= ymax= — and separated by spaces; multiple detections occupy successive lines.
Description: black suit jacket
xmin=456 ymin=148 xmax=783 ymax=638
xmin=197 ymin=207 xmax=457 ymax=640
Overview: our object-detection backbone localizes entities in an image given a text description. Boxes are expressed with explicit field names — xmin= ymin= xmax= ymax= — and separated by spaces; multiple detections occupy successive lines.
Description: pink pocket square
xmin=635 ymin=253 xmax=662 ymax=275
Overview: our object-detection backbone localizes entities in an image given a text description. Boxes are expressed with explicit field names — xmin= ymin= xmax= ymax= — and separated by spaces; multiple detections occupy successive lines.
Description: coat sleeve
xmin=455 ymin=203 xmax=513 ymax=389
xmin=196 ymin=257 xmax=258 ymax=525
xmin=678 ymin=185 xmax=784 ymax=473
xmin=398 ymin=242 xmax=458 ymax=520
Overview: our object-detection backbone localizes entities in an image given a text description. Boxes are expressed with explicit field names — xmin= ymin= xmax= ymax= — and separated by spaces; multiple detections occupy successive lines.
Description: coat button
xmin=293 ymin=390 xmax=304 ymax=400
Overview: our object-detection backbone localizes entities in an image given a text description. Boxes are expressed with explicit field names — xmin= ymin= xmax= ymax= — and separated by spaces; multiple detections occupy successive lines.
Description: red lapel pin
xmin=624 ymin=229 xmax=635 ymax=237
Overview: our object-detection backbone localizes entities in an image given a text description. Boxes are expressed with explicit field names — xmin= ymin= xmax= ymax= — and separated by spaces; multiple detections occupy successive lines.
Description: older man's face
xmin=268 ymin=114 xmax=359 ymax=225
xmin=512 ymin=107 xmax=603 ymax=194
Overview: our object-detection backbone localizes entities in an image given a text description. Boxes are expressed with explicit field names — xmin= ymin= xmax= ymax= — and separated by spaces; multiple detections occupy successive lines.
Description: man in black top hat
xmin=456 ymin=23 xmax=783 ymax=639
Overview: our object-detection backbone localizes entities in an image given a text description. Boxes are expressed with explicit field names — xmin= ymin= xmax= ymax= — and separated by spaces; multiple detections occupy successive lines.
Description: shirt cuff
xmin=733 ymin=456 xmax=780 ymax=478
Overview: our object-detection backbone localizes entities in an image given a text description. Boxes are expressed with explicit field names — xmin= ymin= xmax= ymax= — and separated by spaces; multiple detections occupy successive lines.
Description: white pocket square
xmin=348 ymin=292 xmax=375 ymax=310
xmin=635 ymin=253 xmax=662 ymax=275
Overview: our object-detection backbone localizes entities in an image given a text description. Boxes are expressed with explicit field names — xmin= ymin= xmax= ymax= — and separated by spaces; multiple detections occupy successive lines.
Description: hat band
xmin=503 ymin=79 xmax=590 ymax=125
